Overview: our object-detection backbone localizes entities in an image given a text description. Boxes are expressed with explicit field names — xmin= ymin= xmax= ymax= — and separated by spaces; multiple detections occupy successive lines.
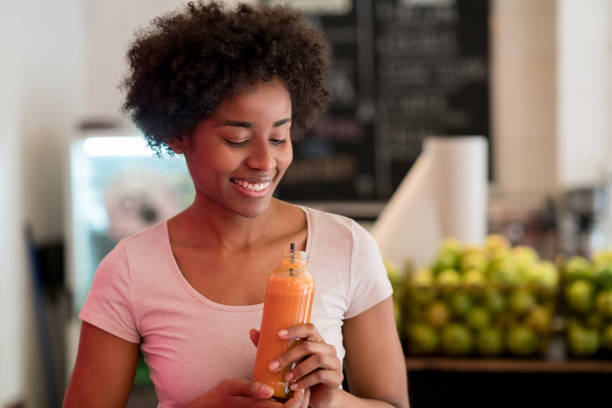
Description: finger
xmin=285 ymin=352 xmax=341 ymax=384
xmin=299 ymin=388 xmax=310 ymax=408
xmin=270 ymin=340 xmax=336 ymax=372
xmin=218 ymin=379 xmax=274 ymax=399
xmin=282 ymin=388 xmax=305 ymax=408
xmin=289 ymin=368 xmax=344 ymax=393
xmin=278 ymin=323 xmax=323 ymax=342
xmin=250 ymin=329 xmax=260 ymax=347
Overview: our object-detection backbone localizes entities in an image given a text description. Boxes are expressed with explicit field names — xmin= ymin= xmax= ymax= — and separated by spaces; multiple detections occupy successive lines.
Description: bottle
xmin=253 ymin=243 xmax=315 ymax=400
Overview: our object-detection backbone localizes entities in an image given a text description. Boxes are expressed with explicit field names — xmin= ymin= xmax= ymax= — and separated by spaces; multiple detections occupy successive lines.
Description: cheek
xmin=185 ymin=152 xmax=232 ymax=184
xmin=279 ymin=145 xmax=293 ymax=171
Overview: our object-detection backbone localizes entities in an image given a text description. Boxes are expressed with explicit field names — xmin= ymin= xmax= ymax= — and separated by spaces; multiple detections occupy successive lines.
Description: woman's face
xmin=173 ymin=77 xmax=293 ymax=218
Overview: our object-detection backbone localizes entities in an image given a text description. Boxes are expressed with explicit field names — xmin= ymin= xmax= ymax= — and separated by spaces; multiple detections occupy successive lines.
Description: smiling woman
xmin=63 ymin=2 xmax=408 ymax=408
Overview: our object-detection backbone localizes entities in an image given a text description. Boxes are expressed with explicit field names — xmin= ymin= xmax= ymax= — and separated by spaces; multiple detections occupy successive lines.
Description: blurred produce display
xmin=563 ymin=251 xmax=612 ymax=358
xmin=386 ymin=235 xmax=560 ymax=358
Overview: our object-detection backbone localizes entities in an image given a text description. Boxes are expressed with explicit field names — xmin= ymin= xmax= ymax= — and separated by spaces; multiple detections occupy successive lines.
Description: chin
xmin=233 ymin=199 xmax=273 ymax=219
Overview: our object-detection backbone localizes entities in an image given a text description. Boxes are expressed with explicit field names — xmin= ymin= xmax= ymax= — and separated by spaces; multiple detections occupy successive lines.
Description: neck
xmin=172 ymin=196 xmax=281 ymax=251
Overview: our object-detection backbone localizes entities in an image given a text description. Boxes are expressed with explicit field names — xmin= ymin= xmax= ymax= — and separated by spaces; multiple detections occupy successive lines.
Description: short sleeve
xmin=345 ymin=222 xmax=393 ymax=319
xmin=79 ymin=241 xmax=140 ymax=343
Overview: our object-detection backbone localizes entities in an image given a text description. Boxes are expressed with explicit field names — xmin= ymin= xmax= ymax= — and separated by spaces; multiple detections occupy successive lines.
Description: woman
xmin=64 ymin=2 xmax=408 ymax=407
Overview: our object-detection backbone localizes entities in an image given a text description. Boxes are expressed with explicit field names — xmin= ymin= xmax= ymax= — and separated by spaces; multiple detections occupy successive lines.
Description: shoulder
xmin=96 ymin=221 xmax=169 ymax=282
xmin=302 ymin=206 xmax=374 ymax=246
xmin=119 ymin=221 xmax=168 ymax=257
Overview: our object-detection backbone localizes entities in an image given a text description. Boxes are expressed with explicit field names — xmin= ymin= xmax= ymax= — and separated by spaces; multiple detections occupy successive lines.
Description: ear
xmin=167 ymin=135 xmax=187 ymax=154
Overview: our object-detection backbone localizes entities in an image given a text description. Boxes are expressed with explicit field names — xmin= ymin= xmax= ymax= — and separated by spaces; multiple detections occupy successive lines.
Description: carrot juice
xmin=253 ymin=244 xmax=314 ymax=400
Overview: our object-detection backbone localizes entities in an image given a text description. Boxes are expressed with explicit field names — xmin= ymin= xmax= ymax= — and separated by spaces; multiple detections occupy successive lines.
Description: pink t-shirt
xmin=79 ymin=206 xmax=392 ymax=408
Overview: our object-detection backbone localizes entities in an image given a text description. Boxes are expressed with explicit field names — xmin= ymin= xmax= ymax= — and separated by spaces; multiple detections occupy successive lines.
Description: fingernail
xmin=285 ymin=372 xmax=294 ymax=381
xmin=259 ymin=384 xmax=273 ymax=397
xmin=269 ymin=360 xmax=280 ymax=371
xmin=290 ymin=383 xmax=299 ymax=391
xmin=278 ymin=329 xmax=288 ymax=337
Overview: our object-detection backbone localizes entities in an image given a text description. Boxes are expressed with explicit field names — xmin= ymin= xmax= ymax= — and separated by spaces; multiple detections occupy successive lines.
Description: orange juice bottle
xmin=253 ymin=243 xmax=314 ymax=400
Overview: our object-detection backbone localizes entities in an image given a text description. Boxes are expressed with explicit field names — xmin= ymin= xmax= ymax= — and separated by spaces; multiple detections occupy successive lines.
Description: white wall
xmin=20 ymin=0 xmax=85 ymax=245
xmin=0 ymin=3 xmax=27 ymax=403
xmin=492 ymin=0 xmax=612 ymax=196
xmin=491 ymin=0 xmax=558 ymax=196
xmin=557 ymin=0 xmax=612 ymax=188
xmin=1 ymin=0 xmax=83 ymax=406
xmin=82 ymin=0 xmax=257 ymax=122
xmin=83 ymin=0 xmax=186 ymax=121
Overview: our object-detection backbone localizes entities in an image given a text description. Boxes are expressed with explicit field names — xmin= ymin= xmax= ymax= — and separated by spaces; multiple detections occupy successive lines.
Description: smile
xmin=230 ymin=178 xmax=272 ymax=192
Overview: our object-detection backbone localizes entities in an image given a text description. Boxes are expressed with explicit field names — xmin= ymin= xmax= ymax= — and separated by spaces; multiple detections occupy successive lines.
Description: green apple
xmin=408 ymin=285 xmax=436 ymax=306
xmin=433 ymin=250 xmax=460 ymax=275
xmin=437 ymin=269 xmax=461 ymax=290
xmin=507 ymin=325 xmax=538 ymax=356
xmin=409 ymin=268 xmax=436 ymax=305
xmin=441 ymin=323 xmax=473 ymax=356
xmin=592 ymin=249 xmax=612 ymax=268
xmin=513 ymin=246 xmax=539 ymax=281
xmin=412 ymin=268 xmax=433 ymax=286
xmin=426 ymin=301 xmax=450 ymax=328
xmin=484 ymin=234 xmax=510 ymax=253
xmin=466 ymin=306 xmax=492 ymax=330
xmin=509 ymin=289 xmax=536 ymax=315
xmin=564 ymin=256 xmax=596 ymax=283
xmin=512 ymin=245 xmax=539 ymax=264
xmin=527 ymin=261 xmax=559 ymax=290
xmin=525 ymin=305 xmax=551 ymax=333
xmin=484 ymin=289 xmax=507 ymax=314
xmin=463 ymin=269 xmax=486 ymax=287
xmin=448 ymin=291 xmax=473 ymax=318
xmin=460 ymin=250 xmax=488 ymax=274
xmin=595 ymin=290 xmax=612 ymax=318
xmin=476 ymin=327 xmax=504 ymax=356
xmin=440 ymin=237 xmax=463 ymax=255
xmin=408 ymin=323 xmax=439 ymax=355
xmin=488 ymin=257 xmax=520 ymax=286
xmin=567 ymin=324 xmax=599 ymax=357
xmin=566 ymin=280 xmax=595 ymax=313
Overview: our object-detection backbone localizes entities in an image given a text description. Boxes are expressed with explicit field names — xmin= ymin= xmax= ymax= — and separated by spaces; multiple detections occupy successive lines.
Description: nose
xmin=246 ymin=138 xmax=275 ymax=172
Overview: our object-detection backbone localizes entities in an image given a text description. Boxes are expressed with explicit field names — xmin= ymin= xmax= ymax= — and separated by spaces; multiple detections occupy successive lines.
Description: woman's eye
xmin=224 ymin=139 xmax=248 ymax=147
xmin=270 ymin=139 xmax=287 ymax=145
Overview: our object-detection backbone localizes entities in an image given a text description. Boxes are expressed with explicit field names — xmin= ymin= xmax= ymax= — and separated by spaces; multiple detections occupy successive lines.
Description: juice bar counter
xmin=405 ymin=357 xmax=612 ymax=408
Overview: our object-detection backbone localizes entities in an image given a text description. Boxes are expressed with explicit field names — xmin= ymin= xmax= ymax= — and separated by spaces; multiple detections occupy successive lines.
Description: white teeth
xmin=232 ymin=179 xmax=270 ymax=192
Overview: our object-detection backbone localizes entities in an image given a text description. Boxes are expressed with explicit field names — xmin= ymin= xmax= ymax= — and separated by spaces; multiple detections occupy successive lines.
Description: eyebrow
xmin=221 ymin=118 xmax=292 ymax=128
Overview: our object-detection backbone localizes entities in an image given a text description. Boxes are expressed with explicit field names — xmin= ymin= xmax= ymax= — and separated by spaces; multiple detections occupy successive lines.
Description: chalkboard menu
xmin=270 ymin=0 xmax=490 ymax=203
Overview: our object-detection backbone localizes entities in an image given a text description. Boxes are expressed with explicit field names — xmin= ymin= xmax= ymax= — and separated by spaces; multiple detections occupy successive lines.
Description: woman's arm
xmin=63 ymin=321 xmax=139 ymax=407
xmin=338 ymin=297 xmax=409 ymax=408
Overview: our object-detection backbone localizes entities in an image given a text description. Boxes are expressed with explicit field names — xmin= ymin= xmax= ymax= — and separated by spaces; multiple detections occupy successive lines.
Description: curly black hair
xmin=121 ymin=0 xmax=330 ymax=154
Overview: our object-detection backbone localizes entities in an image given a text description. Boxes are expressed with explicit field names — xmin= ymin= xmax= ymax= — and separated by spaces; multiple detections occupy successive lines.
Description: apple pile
xmin=563 ymin=252 xmax=612 ymax=357
xmin=386 ymin=235 xmax=559 ymax=357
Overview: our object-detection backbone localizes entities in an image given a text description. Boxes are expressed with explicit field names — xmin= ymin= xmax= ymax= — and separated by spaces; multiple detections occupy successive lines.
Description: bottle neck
xmin=281 ymin=250 xmax=307 ymax=269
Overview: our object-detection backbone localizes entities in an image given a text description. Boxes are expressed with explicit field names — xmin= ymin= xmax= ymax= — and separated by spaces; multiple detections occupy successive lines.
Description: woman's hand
xmin=185 ymin=379 xmax=309 ymax=408
xmin=249 ymin=330 xmax=311 ymax=408
xmin=267 ymin=323 xmax=343 ymax=408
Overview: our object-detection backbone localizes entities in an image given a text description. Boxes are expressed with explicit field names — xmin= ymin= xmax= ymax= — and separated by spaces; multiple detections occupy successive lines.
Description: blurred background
xmin=2 ymin=0 xmax=612 ymax=407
